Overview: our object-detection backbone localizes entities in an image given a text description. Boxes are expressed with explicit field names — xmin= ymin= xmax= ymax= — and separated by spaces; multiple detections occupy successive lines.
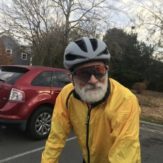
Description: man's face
xmin=72 ymin=61 xmax=109 ymax=104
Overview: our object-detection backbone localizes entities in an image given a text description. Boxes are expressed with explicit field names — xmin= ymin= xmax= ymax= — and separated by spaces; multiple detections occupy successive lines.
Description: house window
xmin=21 ymin=53 xmax=27 ymax=60
xmin=6 ymin=49 xmax=12 ymax=55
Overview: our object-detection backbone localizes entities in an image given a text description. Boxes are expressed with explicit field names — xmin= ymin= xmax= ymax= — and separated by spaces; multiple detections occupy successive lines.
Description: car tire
xmin=26 ymin=106 xmax=53 ymax=140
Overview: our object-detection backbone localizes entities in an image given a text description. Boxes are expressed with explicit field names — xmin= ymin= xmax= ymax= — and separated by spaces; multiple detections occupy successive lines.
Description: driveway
xmin=0 ymin=121 xmax=163 ymax=163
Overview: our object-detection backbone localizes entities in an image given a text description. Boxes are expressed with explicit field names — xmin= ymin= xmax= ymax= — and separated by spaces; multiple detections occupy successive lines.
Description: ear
xmin=68 ymin=73 xmax=73 ymax=81
xmin=70 ymin=73 xmax=77 ymax=86
xmin=68 ymin=73 xmax=76 ymax=86
xmin=106 ymin=65 xmax=109 ymax=71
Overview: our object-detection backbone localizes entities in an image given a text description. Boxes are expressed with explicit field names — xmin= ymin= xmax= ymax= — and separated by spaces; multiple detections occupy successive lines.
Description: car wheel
xmin=26 ymin=106 xmax=53 ymax=140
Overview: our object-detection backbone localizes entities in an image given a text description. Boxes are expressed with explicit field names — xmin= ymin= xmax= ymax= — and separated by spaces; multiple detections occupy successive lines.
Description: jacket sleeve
xmin=108 ymin=95 xmax=141 ymax=163
xmin=41 ymin=90 xmax=71 ymax=163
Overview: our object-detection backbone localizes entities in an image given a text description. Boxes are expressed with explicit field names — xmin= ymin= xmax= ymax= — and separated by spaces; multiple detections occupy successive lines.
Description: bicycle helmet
xmin=64 ymin=37 xmax=110 ymax=71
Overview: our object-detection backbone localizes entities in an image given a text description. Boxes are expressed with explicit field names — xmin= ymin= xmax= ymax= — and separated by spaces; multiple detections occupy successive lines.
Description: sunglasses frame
xmin=72 ymin=64 xmax=108 ymax=83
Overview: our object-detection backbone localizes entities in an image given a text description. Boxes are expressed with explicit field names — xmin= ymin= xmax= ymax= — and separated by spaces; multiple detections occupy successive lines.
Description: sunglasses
xmin=72 ymin=65 xmax=108 ymax=83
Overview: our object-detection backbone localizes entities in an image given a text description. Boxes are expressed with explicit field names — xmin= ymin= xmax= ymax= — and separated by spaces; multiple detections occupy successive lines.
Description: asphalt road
xmin=0 ymin=121 xmax=163 ymax=163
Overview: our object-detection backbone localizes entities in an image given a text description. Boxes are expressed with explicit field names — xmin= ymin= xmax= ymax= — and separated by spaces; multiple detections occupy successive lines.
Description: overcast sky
xmin=0 ymin=0 xmax=162 ymax=46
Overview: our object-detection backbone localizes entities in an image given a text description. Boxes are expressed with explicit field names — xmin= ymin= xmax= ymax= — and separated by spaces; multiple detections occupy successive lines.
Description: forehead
xmin=75 ymin=61 xmax=105 ymax=70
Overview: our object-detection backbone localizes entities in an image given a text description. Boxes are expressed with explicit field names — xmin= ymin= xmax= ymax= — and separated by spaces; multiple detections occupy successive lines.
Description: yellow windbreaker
xmin=41 ymin=78 xmax=141 ymax=163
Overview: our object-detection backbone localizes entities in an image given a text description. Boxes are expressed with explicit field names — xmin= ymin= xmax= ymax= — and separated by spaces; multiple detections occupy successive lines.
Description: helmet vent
xmin=66 ymin=53 xmax=85 ymax=61
xmin=90 ymin=39 xmax=97 ymax=51
xmin=97 ymin=48 xmax=108 ymax=56
xmin=75 ymin=40 xmax=88 ymax=52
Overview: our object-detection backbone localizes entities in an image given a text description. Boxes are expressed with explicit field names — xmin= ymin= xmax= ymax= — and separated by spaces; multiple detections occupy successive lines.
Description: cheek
xmin=99 ymin=77 xmax=106 ymax=83
xmin=99 ymin=74 xmax=108 ymax=84
xmin=73 ymin=78 xmax=86 ymax=88
xmin=78 ymin=82 xmax=86 ymax=88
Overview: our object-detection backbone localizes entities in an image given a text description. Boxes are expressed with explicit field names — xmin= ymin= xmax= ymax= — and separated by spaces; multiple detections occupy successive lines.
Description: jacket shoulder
xmin=109 ymin=78 xmax=136 ymax=100
xmin=60 ymin=83 xmax=74 ymax=96
xmin=58 ymin=83 xmax=74 ymax=106
xmin=107 ymin=78 xmax=140 ymax=119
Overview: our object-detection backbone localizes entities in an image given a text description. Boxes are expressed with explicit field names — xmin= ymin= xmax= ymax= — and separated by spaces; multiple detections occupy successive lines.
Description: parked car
xmin=0 ymin=65 xmax=70 ymax=139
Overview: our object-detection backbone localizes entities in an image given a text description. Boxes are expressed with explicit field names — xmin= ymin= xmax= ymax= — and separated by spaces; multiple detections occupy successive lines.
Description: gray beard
xmin=74 ymin=74 xmax=108 ymax=104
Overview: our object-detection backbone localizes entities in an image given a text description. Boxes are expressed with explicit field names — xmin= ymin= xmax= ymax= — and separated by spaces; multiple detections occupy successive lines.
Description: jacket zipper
xmin=86 ymin=105 xmax=92 ymax=163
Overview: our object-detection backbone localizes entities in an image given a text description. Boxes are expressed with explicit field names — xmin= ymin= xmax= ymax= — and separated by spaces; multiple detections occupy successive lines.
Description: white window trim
xmin=5 ymin=48 xmax=12 ymax=55
xmin=21 ymin=52 xmax=28 ymax=60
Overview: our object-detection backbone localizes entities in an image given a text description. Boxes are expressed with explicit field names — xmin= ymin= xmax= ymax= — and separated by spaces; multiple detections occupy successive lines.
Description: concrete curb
xmin=141 ymin=120 xmax=163 ymax=127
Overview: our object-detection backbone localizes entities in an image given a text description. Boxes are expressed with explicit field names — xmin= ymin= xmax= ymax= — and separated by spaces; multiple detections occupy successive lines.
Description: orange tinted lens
xmin=73 ymin=65 xmax=107 ymax=83
xmin=94 ymin=65 xmax=106 ymax=74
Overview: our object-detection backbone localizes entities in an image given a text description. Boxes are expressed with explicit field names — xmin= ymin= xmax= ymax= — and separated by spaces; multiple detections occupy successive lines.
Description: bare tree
xmin=0 ymin=0 xmax=52 ymax=41
xmin=117 ymin=0 xmax=163 ymax=60
xmin=0 ymin=0 xmax=108 ymax=65
xmin=137 ymin=0 xmax=163 ymax=61
xmin=0 ymin=0 xmax=58 ymax=65
xmin=32 ymin=24 xmax=65 ymax=66
xmin=51 ymin=0 xmax=113 ymax=44
xmin=0 ymin=0 xmax=119 ymax=65
xmin=0 ymin=0 xmax=111 ymax=43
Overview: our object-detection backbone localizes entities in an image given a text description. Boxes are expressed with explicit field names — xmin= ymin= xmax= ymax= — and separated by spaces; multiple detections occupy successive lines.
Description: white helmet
xmin=64 ymin=37 xmax=110 ymax=71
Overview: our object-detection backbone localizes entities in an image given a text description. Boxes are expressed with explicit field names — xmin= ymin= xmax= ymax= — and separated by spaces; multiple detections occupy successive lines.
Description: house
xmin=0 ymin=35 xmax=31 ymax=65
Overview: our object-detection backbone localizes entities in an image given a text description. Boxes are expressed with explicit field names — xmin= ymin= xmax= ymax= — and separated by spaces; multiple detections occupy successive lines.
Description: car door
xmin=51 ymin=70 xmax=71 ymax=101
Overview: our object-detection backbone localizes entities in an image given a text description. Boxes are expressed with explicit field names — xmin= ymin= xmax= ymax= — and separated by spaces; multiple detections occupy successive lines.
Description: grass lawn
xmin=132 ymin=90 xmax=163 ymax=125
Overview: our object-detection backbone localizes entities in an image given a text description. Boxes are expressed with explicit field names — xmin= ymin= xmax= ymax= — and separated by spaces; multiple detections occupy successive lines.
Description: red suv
xmin=0 ymin=65 xmax=70 ymax=139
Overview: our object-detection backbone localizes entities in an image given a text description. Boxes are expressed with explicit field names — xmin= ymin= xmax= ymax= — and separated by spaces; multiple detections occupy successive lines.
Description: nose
xmin=88 ymin=75 xmax=98 ymax=84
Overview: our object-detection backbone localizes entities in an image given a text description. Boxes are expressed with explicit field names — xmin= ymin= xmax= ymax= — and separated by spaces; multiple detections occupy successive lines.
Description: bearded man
xmin=41 ymin=37 xmax=141 ymax=163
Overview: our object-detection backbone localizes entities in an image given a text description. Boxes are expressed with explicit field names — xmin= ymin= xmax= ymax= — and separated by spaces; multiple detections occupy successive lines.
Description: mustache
xmin=84 ymin=83 xmax=103 ymax=91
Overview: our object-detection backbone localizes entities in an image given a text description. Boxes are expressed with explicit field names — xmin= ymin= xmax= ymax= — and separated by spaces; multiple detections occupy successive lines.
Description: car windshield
xmin=0 ymin=67 xmax=28 ymax=84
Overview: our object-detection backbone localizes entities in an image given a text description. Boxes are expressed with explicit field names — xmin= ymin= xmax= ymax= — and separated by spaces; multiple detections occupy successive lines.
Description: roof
xmin=0 ymin=65 xmax=67 ymax=72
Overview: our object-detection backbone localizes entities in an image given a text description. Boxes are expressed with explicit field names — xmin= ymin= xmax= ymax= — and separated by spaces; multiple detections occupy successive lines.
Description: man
xmin=41 ymin=37 xmax=141 ymax=163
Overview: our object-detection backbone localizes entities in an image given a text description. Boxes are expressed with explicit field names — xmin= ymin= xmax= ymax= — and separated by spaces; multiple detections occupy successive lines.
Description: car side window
xmin=52 ymin=71 xmax=70 ymax=87
xmin=31 ymin=71 xmax=52 ymax=87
